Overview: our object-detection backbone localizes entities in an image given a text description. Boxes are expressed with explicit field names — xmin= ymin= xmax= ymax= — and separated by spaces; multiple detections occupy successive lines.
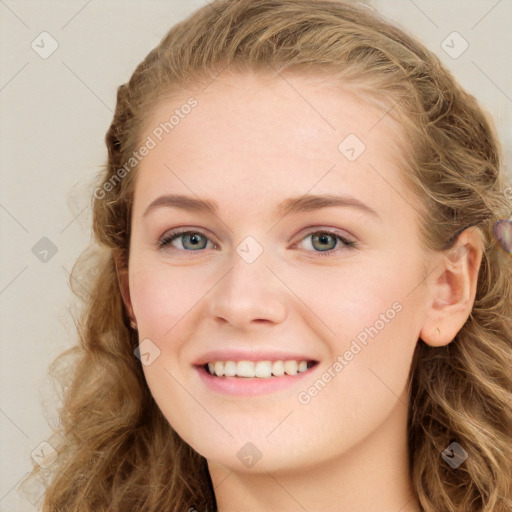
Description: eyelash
xmin=157 ymin=228 xmax=358 ymax=257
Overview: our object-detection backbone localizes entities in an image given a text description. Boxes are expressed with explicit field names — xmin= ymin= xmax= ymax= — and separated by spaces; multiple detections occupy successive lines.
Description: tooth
xmin=207 ymin=359 xmax=312 ymax=378
xmin=214 ymin=361 xmax=225 ymax=377
xmin=271 ymin=360 xmax=285 ymax=376
xmin=224 ymin=361 xmax=237 ymax=377
xmin=255 ymin=361 xmax=272 ymax=378
xmin=284 ymin=360 xmax=298 ymax=375
xmin=236 ymin=360 xmax=255 ymax=378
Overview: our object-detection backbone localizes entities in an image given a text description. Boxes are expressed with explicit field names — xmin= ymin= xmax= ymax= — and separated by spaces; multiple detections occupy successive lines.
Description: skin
xmin=118 ymin=70 xmax=483 ymax=512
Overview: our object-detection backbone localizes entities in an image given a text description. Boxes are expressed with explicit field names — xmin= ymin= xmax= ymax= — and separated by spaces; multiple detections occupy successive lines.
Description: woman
xmin=26 ymin=1 xmax=512 ymax=510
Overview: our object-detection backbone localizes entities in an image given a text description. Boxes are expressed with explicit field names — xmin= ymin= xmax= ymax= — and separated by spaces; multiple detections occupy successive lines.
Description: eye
xmin=295 ymin=229 xmax=357 ymax=257
xmin=157 ymin=228 xmax=357 ymax=256
xmin=158 ymin=230 xmax=216 ymax=251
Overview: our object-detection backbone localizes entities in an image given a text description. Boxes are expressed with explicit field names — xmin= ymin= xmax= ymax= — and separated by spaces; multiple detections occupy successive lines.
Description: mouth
xmin=203 ymin=359 xmax=318 ymax=378
xmin=195 ymin=358 xmax=320 ymax=396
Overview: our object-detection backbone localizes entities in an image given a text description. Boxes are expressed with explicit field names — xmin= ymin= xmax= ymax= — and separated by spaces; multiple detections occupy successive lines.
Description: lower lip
xmin=195 ymin=364 xmax=318 ymax=396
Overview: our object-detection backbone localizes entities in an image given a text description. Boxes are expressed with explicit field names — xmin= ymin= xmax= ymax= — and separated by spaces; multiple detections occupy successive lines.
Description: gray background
xmin=1 ymin=1 xmax=511 ymax=510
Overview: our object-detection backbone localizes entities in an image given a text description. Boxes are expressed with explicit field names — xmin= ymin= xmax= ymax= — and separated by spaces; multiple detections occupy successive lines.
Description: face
xmin=126 ymin=71 xmax=431 ymax=473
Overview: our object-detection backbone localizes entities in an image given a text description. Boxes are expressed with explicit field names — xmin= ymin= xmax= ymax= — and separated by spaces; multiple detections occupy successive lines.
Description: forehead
xmin=133 ymin=71 xmax=412 ymax=223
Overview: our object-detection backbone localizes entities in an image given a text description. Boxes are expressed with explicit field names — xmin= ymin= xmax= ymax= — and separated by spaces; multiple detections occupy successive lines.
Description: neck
xmin=207 ymin=398 xmax=421 ymax=512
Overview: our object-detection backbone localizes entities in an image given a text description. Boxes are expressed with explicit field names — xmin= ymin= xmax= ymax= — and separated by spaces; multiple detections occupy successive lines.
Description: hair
xmin=22 ymin=1 xmax=511 ymax=511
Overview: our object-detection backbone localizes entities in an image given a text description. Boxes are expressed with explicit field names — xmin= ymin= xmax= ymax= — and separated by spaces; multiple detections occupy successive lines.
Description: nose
xmin=207 ymin=249 xmax=288 ymax=329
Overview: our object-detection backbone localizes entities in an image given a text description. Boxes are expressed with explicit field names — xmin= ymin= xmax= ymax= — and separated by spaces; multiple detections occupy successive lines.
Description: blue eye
xmin=158 ymin=230 xmax=215 ymax=251
xmin=157 ymin=229 xmax=357 ymax=256
xmin=295 ymin=230 xmax=357 ymax=257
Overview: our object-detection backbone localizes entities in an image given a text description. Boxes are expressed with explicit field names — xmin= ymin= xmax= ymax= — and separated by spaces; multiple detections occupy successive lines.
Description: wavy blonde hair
xmin=23 ymin=1 xmax=511 ymax=511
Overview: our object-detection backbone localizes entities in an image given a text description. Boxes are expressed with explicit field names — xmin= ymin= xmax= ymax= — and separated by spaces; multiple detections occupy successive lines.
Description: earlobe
xmin=114 ymin=256 xmax=137 ymax=330
xmin=420 ymin=227 xmax=484 ymax=347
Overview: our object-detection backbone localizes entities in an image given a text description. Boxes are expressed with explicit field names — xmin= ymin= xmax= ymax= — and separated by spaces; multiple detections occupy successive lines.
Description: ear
xmin=420 ymin=227 xmax=484 ymax=347
xmin=114 ymin=255 xmax=137 ymax=330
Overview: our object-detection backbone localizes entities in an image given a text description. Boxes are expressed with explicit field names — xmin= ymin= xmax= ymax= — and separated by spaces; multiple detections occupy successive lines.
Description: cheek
xmin=129 ymin=266 xmax=209 ymax=439
xmin=129 ymin=265 xmax=208 ymax=337
xmin=292 ymin=250 xmax=419 ymax=351
xmin=300 ymin=253 xmax=421 ymax=403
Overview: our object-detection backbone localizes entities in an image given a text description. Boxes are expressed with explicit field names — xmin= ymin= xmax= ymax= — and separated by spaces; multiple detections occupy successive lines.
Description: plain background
xmin=0 ymin=1 xmax=510 ymax=510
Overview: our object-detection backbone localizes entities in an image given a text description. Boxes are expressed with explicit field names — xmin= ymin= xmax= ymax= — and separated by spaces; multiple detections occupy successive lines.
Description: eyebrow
xmin=143 ymin=193 xmax=380 ymax=220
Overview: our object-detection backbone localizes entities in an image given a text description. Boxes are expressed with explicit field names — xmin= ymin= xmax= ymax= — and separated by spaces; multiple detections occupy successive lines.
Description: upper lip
xmin=193 ymin=349 xmax=319 ymax=366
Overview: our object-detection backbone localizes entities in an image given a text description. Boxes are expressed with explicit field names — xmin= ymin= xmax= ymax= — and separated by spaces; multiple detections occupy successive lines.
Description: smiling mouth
xmin=203 ymin=359 xmax=318 ymax=379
